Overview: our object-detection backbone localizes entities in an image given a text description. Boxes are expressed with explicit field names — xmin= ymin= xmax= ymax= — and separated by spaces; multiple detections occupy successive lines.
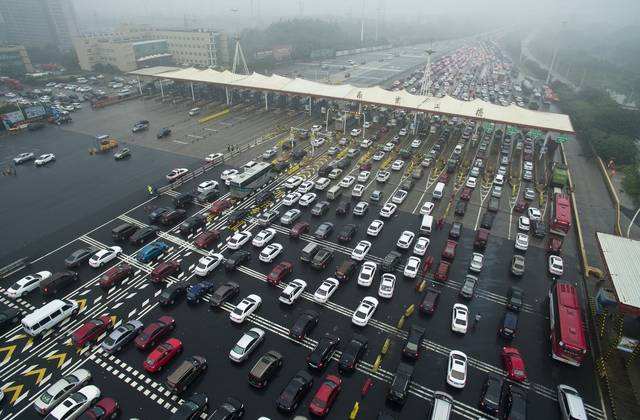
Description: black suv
xmin=129 ymin=226 xmax=159 ymax=245
xmin=179 ymin=216 xmax=206 ymax=236
xmin=173 ymin=192 xmax=194 ymax=209
xmin=289 ymin=310 xmax=319 ymax=340
xmin=225 ymin=251 xmax=251 ymax=271
xmin=306 ymin=333 xmax=340 ymax=370
xmin=64 ymin=247 xmax=96 ymax=268
xmin=402 ymin=324 xmax=426 ymax=359
xmin=159 ymin=284 xmax=187 ymax=306
xmin=335 ymin=201 xmax=351 ymax=215
xmin=337 ymin=224 xmax=358 ymax=242
xmin=480 ymin=375 xmax=503 ymax=415
xmin=335 ymin=259 xmax=358 ymax=282
xmin=311 ymin=201 xmax=330 ymax=217
xmin=382 ymin=251 xmax=402 ymax=272
xmin=40 ymin=271 xmax=79 ymax=296
xmin=481 ymin=212 xmax=495 ymax=230
xmin=255 ymin=190 xmax=274 ymax=206
xmin=248 ymin=351 xmax=283 ymax=388
xmin=338 ymin=334 xmax=368 ymax=373
xmin=161 ymin=209 xmax=187 ymax=226
xmin=311 ymin=248 xmax=334 ymax=270
xmin=149 ymin=207 xmax=171 ymax=224
xmin=275 ymin=370 xmax=313 ymax=413
xmin=209 ymin=281 xmax=240 ymax=308
xmin=386 ymin=362 xmax=414 ymax=405
xmin=506 ymin=286 xmax=524 ymax=312
xmin=0 ymin=307 xmax=22 ymax=332
xmin=166 ymin=356 xmax=207 ymax=393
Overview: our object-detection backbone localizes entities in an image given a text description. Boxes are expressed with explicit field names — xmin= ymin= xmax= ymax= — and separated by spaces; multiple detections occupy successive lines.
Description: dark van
xmin=300 ymin=243 xmax=320 ymax=263
xmin=166 ymin=356 xmax=207 ymax=393
xmin=474 ymin=229 xmax=490 ymax=251
xmin=112 ymin=223 xmax=137 ymax=241
xmin=173 ymin=192 xmax=193 ymax=209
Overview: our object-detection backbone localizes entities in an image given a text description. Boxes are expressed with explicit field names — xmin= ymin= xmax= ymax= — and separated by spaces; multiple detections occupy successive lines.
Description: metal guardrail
xmin=0 ymin=257 xmax=28 ymax=279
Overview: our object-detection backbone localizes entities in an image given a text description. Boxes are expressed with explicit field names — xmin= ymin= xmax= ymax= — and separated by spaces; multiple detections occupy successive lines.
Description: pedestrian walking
xmin=474 ymin=313 xmax=482 ymax=330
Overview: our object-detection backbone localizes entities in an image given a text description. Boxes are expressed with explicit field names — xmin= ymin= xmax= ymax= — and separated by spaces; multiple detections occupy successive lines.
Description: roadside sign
xmin=529 ymin=129 xmax=544 ymax=139
xmin=555 ymin=134 xmax=569 ymax=144
xmin=506 ymin=126 xmax=518 ymax=135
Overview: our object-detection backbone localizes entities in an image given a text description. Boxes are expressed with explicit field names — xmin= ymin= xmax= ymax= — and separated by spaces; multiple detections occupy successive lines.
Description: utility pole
xmin=360 ymin=0 xmax=365 ymax=44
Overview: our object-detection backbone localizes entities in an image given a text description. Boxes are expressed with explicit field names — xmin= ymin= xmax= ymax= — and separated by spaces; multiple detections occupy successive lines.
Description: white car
xmin=357 ymin=171 xmax=371 ymax=182
xmin=518 ymin=216 xmax=530 ymax=232
xmin=283 ymin=192 xmax=302 ymax=206
xmin=379 ymin=203 xmax=397 ymax=218
xmin=279 ymin=279 xmax=307 ymax=305
xmin=376 ymin=171 xmax=390 ymax=183
xmin=280 ymin=209 xmax=301 ymax=225
xmin=205 ymin=152 xmax=224 ymax=162
xmin=413 ymin=237 xmax=430 ymax=256
xmin=229 ymin=327 xmax=265 ymax=362
xmin=311 ymin=124 xmax=322 ymax=132
xmin=391 ymin=189 xmax=408 ymax=204
xmin=515 ymin=233 xmax=529 ymax=251
xmin=549 ymin=255 xmax=564 ymax=276
xmin=46 ymin=385 xmax=101 ymax=420
xmin=383 ymin=142 xmax=394 ymax=152
xmin=299 ymin=192 xmax=317 ymax=207
xmin=229 ymin=294 xmax=262 ymax=323
xmin=352 ymin=296 xmax=379 ymax=327
xmin=350 ymin=128 xmax=362 ymax=137
xmin=373 ymin=151 xmax=385 ymax=161
xmin=378 ymin=273 xmax=396 ymax=299
xmin=353 ymin=201 xmax=369 ymax=216
xmin=399 ymin=128 xmax=407 ymax=136
xmin=314 ymin=177 xmax=330 ymax=190
xmin=351 ymin=241 xmax=372 ymax=261
xmin=358 ymin=261 xmax=377 ymax=287
xmin=403 ymin=257 xmax=421 ymax=278
xmin=360 ymin=139 xmax=373 ymax=148
xmin=194 ymin=253 xmax=224 ymax=276
xmin=284 ymin=176 xmax=304 ymax=189
xmin=197 ymin=180 xmax=218 ymax=194
xmin=466 ymin=177 xmax=477 ymax=188
xmin=447 ymin=350 xmax=468 ymax=388
xmin=523 ymin=161 xmax=533 ymax=171
xmin=367 ymin=220 xmax=384 ymax=237
xmin=311 ymin=137 xmax=325 ymax=147
xmin=314 ymin=278 xmax=340 ymax=303
xmin=259 ymin=243 xmax=284 ymax=263
xmin=13 ymin=152 xmax=34 ymax=164
xmin=226 ymin=231 xmax=252 ymax=250
xmin=528 ymin=207 xmax=542 ymax=221
xmin=221 ymin=169 xmax=239 ymax=182
xmin=166 ymin=168 xmax=189 ymax=182
xmin=340 ymin=176 xmax=356 ymax=188
xmin=396 ymin=231 xmax=415 ymax=249
xmin=252 ymin=228 xmax=276 ymax=247
xmin=391 ymin=160 xmax=405 ymax=171
xmin=328 ymin=168 xmax=343 ymax=179
xmin=352 ymin=184 xmax=365 ymax=198
xmin=420 ymin=201 xmax=435 ymax=215
xmin=34 ymin=153 xmax=56 ymax=166
xmin=88 ymin=246 xmax=121 ymax=268
xmin=7 ymin=271 xmax=52 ymax=298
xmin=411 ymin=139 xmax=422 ymax=148
xmin=294 ymin=181 xmax=313 ymax=194
xmin=469 ymin=252 xmax=484 ymax=273
xmin=493 ymin=173 xmax=505 ymax=185
xmin=451 ymin=304 xmax=469 ymax=334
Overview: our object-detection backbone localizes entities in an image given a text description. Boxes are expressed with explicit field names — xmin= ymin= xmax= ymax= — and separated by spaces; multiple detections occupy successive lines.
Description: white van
xmin=433 ymin=182 xmax=445 ymax=200
xmin=22 ymin=299 xmax=78 ymax=336
xmin=428 ymin=391 xmax=453 ymax=420
xmin=327 ymin=185 xmax=342 ymax=201
xmin=188 ymin=107 xmax=201 ymax=116
xmin=420 ymin=214 xmax=434 ymax=235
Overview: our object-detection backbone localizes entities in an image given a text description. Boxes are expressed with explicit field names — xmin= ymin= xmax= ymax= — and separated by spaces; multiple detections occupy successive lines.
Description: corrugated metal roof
xmin=597 ymin=232 xmax=640 ymax=309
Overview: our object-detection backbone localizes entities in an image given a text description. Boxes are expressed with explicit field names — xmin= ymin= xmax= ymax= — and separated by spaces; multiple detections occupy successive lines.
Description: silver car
xmin=280 ymin=209 xmax=301 ymax=226
xmin=101 ymin=320 xmax=144 ymax=353
xmin=33 ymin=368 xmax=92 ymax=415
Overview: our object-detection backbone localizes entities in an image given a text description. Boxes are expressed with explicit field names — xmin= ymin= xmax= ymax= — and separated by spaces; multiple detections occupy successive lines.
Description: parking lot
xmin=0 ymin=41 xmax=605 ymax=420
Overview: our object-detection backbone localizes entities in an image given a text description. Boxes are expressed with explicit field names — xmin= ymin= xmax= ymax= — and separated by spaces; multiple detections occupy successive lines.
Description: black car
xmin=306 ymin=333 xmax=340 ymax=370
xmin=314 ymin=222 xmax=334 ymax=239
xmin=129 ymin=226 xmax=159 ymax=245
xmin=335 ymin=259 xmax=358 ymax=282
xmin=255 ymin=190 xmax=274 ymax=206
xmin=159 ymin=284 xmax=187 ymax=306
xmin=335 ymin=201 xmax=351 ymax=215
xmin=311 ymin=201 xmax=330 ymax=217
xmin=499 ymin=310 xmax=519 ymax=339
xmin=173 ymin=193 xmax=194 ymax=209
xmin=247 ymin=351 xmax=283 ymax=388
xmin=289 ymin=310 xmax=319 ymax=340
xmin=275 ymin=370 xmax=313 ymax=413
xmin=161 ymin=209 xmax=188 ymax=226
xmin=40 ymin=271 xmax=79 ymax=296
xmin=506 ymin=286 xmax=524 ymax=312
xmin=338 ymin=334 xmax=368 ymax=373
xmin=27 ymin=122 xmax=45 ymax=131
xmin=311 ymin=248 xmax=334 ymax=270
xmin=479 ymin=375 xmax=503 ymax=415
xmin=149 ymin=207 xmax=172 ymax=224
xmin=228 ymin=209 xmax=249 ymax=225
xmin=225 ymin=250 xmax=250 ymax=271
xmin=157 ymin=127 xmax=172 ymax=139
xmin=179 ymin=215 xmax=206 ymax=236
xmin=532 ymin=220 xmax=546 ymax=238
xmin=64 ymin=247 xmax=97 ymax=268
xmin=382 ymin=251 xmax=402 ymax=272
xmin=292 ymin=149 xmax=307 ymax=161
xmin=272 ymin=161 xmax=290 ymax=173
xmin=501 ymin=383 xmax=527 ymax=420
xmin=455 ymin=200 xmax=467 ymax=216
xmin=0 ymin=307 xmax=22 ymax=332
xmin=170 ymin=393 xmax=208 ymax=420
xmin=419 ymin=287 xmax=441 ymax=314
xmin=209 ymin=397 xmax=244 ymax=420
xmin=209 ymin=281 xmax=240 ymax=308
xmin=197 ymin=189 xmax=219 ymax=204
xmin=449 ymin=222 xmax=463 ymax=240
xmin=481 ymin=212 xmax=495 ymax=230
xmin=386 ymin=362 xmax=414 ymax=405
xmin=337 ymin=224 xmax=358 ymax=242
xmin=402 ymin=324 xmax=426 ymax=359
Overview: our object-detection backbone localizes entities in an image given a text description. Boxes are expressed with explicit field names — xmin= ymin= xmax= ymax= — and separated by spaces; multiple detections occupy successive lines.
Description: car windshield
xmin=70 ymin=392 xmax=87 ymax=403
xmin=232 ymin=344 xmax=245 ymax=354
xmin=39 ymin=391 xmax=54 ymax=404
xmin=355 ymin=310 xmax=368 ymax=319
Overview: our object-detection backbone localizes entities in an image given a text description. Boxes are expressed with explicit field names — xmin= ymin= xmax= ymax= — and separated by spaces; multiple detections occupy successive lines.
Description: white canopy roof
xmin=130 ymin=66 xmax=574 ymax=133
xmin=597 ymin=232 xmax=640 ymax=311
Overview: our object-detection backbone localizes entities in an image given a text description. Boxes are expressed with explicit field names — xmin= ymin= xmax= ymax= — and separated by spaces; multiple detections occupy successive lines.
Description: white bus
xmin=21 ymin=299 xmax=78 ymax=336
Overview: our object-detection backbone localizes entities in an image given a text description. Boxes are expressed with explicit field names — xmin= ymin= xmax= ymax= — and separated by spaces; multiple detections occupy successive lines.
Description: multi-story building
xmin=73 ymin=25 xmax=229 ymax=72
xmin=0 ymin=0 xmax=79 ymax=50
xmin=0 ymin=45 xmax=35 ymax=74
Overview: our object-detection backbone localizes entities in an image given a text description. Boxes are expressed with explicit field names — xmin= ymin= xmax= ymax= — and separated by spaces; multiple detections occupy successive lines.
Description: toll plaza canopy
xmin=597 ymin=232 xmax=640 ymax=314
xmin=130 ymin=66 xmax=575 ymax=133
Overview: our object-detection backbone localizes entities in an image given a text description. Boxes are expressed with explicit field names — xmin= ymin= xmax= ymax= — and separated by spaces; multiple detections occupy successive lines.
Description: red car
xmin=209 ymin=199 xmax=232 ymax=216
xmin=143 ymin=337 xmax=183 ymax=373
xmin=267 ymin=261 xmax=294 ymax=285
xmin=290 ymin=221 xmax=310 ymax=239
xmin=134 ymin=315 xmax=175 ymax=350
xmin=501 ymin=346 xmax=527 ymax=382
xmin=460 ymin=187 xmax=472 ymax=201
xmin=441 ymin=240 xmax=457 ymax=261
xmin=98 ymin=263 xmax=134 ymax=290
xmin=308 ymin=374 xmax=342 ymax=417
xmin=547 ymin=237 xmax=562 ymax=255
xmin=72 ymin=315 xmax=112 ymax=347
xmin=438 ymin=172 xmax=449 ymax=183
xmin=194 ymin=230 xmax=220 ymax=249
xmin=150 ymin=260 xmax=181 ymax=283
xmin=359 ymin=162 xmax=372 ymax=171
xmin=514 ymin=197 xmax=528 ymax=213
xmin=78 ymin=397 xmax=119 ymax=419
xmin=434 ymin=261 xmax=451 ymax=282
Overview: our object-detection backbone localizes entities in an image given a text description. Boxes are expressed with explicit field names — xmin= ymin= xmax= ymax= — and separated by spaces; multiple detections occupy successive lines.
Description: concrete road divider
xmin=198 ymin=108 xmax=230 ymax=124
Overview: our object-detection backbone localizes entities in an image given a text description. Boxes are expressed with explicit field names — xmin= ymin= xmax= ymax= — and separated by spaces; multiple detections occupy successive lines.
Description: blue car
xmin=137 ymin=241 xmax=169 ymax=262
xmin=186 ymin=280 xmax=215 ymax=304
